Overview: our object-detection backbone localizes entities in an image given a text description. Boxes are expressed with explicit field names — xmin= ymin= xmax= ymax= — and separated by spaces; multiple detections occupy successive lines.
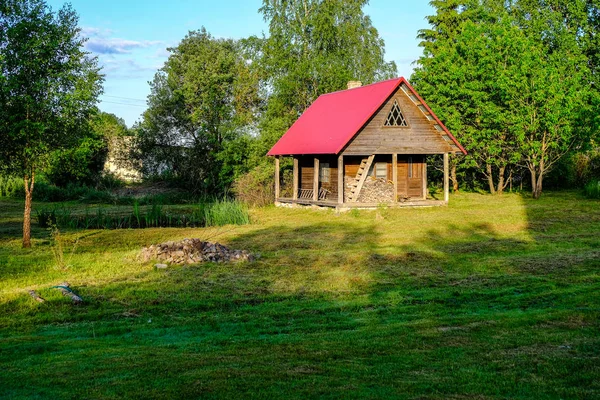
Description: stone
xmin=140 ymin=239 xmax=255 ymax=266
xmin=155 ymin=263 xmax=168 ymax=269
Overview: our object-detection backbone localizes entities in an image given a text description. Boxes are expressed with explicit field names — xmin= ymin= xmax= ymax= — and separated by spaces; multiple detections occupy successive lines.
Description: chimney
xmin=347 ymin=80 xmax=362 ymax=90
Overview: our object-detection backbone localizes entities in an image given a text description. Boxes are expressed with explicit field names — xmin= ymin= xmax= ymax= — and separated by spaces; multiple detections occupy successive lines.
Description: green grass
xmin=0 ymin=192 xmax=599 ymax=399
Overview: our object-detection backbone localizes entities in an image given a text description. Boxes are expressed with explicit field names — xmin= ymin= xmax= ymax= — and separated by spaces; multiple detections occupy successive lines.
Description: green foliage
xmin=0 ymin=0 xmax=103 ymax=174
xmin=584 ymin=180 xmax=600 ymax=199
xmin=413 ymin=0 xmax=595 ymax=198
xmin=0 ymin=0 xmax=103 ymax=246
xmin=36 ymin=199 xmax=249 ymax=230
xmin=255 ymin=0 xmax=397 ymax=152
xmin=135 ymin=28 xmax=260 ymax=195
xmin=203 ymin=199 xmax=250 ymax=226
xmin=45 ymin=135 xmax=108 ymax=187
xmin=45 ymin=112 xmax=129 ymax=187
xmin=232 ymin=163 xmax=275 ymax=207
xmin=0 ymin=175 xmax=24 ymax=197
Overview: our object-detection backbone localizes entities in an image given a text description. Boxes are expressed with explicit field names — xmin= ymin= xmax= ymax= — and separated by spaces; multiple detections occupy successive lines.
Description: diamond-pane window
xmin=384 ymin=100 xmax=408 ymax=127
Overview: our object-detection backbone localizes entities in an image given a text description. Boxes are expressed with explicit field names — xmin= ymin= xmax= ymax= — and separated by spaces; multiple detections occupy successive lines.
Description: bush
xmin=45 ymin=136 xmax=108 ymax=187
xmin=584 ymin=180 xmax=600 ymax=199
xmin=232 ymin=164 xmax=274 ymax=207
xmin=0 ymin=175 xmax=24 ymax=198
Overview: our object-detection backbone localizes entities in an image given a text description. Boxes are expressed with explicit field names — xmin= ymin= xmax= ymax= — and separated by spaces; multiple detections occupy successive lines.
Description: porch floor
xmin=276 ymin=197 xmax=447 ymax=209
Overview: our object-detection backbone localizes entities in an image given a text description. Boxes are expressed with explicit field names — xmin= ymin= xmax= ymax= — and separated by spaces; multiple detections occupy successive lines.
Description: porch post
xmin=392 ymin=153 xmax=398 ymax=202
xmin=443 ymin=153 xmax=449 ymax=203
xmin=338 ymin=154 xmax=344 ymax=204
xmin=313 ymin=157 xmax=319 ymax=201
xmin=292 ymin=156 xmax=299 ymax=200
xmin=422 ymin=158 xmax=428 ymax=200
xmin=274 ymin=156 xmax=280 ymax=201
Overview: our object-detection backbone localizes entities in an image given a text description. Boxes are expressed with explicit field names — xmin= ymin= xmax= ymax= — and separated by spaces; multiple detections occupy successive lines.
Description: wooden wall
xmin=343 ymin=87 xmax=455 ymax=155
xmin=295 ymin=154 xmax=425 ymax=201
xmin=298 ymin=155 xmax=338 ymax=199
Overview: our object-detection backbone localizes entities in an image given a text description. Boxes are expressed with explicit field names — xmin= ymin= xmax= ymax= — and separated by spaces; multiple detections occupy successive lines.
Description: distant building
xmin=103 ymin=136 xmax=142 ymax=182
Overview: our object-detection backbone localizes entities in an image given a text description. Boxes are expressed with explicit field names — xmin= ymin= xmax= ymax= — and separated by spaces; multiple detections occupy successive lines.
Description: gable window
xmin=384 ymin=99 xmax=408 ymax=127
xmin=319 ymin=163 xmax=330 ymax=183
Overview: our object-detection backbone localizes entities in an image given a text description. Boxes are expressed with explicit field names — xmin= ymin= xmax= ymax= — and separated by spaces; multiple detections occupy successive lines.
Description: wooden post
xmin=443 ymin=153 xmax=449 ymax=203
xmin=292 ymin=157 xmax=298 ymax=200
xmin=313 ymin=157 xmax=319 ymax=201
xmin=392 ymin=153 xmax=398 ymax=202
xmin=274 ymin=156 xmax=280 ymax=201
xmin=338 ymin=154 xmax=344 ymax=204
xmin=422 ymin=159 xmax=428 ymax=200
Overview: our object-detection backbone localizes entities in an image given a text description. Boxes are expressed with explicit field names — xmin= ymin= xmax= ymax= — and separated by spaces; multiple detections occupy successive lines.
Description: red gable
xmin=267 ymin=77 xmax=466 ymax=156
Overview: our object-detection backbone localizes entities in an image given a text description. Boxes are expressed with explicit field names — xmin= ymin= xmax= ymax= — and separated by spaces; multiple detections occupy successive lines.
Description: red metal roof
xmin=267 ymin=77 xmax=466 ymax=156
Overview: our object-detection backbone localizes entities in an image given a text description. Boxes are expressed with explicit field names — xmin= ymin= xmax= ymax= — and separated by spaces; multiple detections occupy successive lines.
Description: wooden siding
xmin=299 ymin=156 xmax=338 ymax=199
xmin=342 ymin=88 xmax=455 ymax=155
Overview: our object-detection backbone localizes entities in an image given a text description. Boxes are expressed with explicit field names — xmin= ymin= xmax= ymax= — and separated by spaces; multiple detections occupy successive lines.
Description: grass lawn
xmin=0 ymin=192 xmax=599 ymax=399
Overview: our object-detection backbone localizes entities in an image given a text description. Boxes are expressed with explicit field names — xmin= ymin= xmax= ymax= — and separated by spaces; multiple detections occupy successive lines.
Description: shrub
xmin=584 ymin=180 xmax=600 ymax=199
xmin=232 ymin=164 xmax=274 ymax=207
xmin=0 ymin=175 xmax=24 ymax=198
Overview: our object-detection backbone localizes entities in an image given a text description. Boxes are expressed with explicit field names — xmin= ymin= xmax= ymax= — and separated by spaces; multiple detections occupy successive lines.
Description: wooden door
xmin=396 ymin=156 xmax=423 ymax=199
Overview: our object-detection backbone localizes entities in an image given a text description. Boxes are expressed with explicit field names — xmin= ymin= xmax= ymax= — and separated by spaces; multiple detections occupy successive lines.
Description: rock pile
xmin=141 ymin=238 xmax=254 ymax=265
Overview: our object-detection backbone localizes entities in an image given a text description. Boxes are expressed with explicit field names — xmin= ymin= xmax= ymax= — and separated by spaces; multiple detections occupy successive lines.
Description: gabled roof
xmin=267 ymin=77 xmax=466 ymax=156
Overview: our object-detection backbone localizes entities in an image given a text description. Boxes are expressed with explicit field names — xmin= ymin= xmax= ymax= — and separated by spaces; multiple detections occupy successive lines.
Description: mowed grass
xmin=0 ymin=192 xmax=599 ymax=399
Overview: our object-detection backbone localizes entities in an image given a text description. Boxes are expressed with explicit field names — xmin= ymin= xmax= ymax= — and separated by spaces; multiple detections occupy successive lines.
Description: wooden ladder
xmin=348 ymin=155 xmax=375 ymax=202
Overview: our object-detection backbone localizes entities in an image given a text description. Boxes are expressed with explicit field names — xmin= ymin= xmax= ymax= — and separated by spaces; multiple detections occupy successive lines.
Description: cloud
xmin=81 ymin=26 xmax=163 ymax=55
xmin=86 ymin=38 xmax=163 ymax=54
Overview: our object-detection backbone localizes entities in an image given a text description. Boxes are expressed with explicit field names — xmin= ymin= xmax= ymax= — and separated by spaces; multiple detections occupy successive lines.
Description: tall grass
xmin=36 ymin=199 xmax=250 ymax=230
xmin=203 ymin=199 xmax=250 ymax=226
xmin=584 ymin=180 xmax=600 ymax=199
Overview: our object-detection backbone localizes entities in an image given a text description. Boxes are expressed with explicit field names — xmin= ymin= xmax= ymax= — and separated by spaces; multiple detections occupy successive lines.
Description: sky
xmin=46 ymin=0 xmax=434 ymax=127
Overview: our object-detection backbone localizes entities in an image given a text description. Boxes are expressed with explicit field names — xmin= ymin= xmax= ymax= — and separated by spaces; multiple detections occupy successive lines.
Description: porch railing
xmin=297 ymin=188 xmax=330 ymax=200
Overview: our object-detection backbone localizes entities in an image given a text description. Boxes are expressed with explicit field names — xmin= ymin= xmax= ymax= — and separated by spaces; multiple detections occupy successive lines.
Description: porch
xmin=275 ymin=195 xmax=447 ymax=210
xmin=274 ymin=153 xmax=451 ymax=208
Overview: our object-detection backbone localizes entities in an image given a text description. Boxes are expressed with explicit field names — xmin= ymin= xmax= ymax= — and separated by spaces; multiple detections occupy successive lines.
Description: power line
xmin=101 ymin=100 xmax=147 ymax=108
xmin=103 ymin=95 xmax=146 ymax=103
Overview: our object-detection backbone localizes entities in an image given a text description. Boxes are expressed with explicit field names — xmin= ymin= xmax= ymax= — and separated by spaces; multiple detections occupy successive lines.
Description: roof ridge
xmin=319 ymin=77 xmax=404 ymax=98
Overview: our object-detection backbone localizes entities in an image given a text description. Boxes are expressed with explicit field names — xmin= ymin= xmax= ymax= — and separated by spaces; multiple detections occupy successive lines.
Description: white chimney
xmin=347 ymin=81 xmax=362 ymax=90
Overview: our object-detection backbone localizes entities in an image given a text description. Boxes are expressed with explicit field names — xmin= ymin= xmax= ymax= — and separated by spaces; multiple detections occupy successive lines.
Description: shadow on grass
xmin=1 ymin=194 xmax=600 ymax=398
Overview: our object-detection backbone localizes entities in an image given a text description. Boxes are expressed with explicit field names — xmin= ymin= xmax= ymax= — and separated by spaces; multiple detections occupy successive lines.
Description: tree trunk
xmin=450 ymin=162 xmax=459 ymax=193
xmin=486 ymin=164 xmax=496 ymax=195
xmin=22 ymin=171 xmax=35 ymax=248
xmin=496 ymin=165 xmax=506 ymax=195
xmin=531 ymin=158 xmax=545 ymax=199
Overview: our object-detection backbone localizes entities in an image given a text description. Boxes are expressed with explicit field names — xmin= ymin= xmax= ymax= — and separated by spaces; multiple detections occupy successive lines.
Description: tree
xmin=255 ymin=0 xmax=397 ymax=153
xmin=413 ymin=2 xmax=520 ymax=195
xmin=413 ymin=0 xmax=494 ymax=193
xmin=509 ymin=0 xmax=593 ymax=198
xmin=135 ymin=28 xmax=260 ymax=194
xmin=413 ymin=0 xmax=594 ymax=198
xmin=45 ymin=112 xmax=127 ymax=187
xmin=0 ymin=0 xmax=103 ymax=247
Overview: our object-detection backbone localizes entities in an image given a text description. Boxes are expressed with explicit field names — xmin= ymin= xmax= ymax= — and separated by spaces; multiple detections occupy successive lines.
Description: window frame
xmin=383 ymin=98 xmax=410 ymax=128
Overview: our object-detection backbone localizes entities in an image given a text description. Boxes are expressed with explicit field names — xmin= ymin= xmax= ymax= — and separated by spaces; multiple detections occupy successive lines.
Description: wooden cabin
xmin=267 ymin=77 xmax=466 ymax=209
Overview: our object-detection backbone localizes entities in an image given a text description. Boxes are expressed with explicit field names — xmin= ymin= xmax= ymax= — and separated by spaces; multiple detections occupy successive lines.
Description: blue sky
xmin=46 ymin=0 xmax=434 ymax=126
